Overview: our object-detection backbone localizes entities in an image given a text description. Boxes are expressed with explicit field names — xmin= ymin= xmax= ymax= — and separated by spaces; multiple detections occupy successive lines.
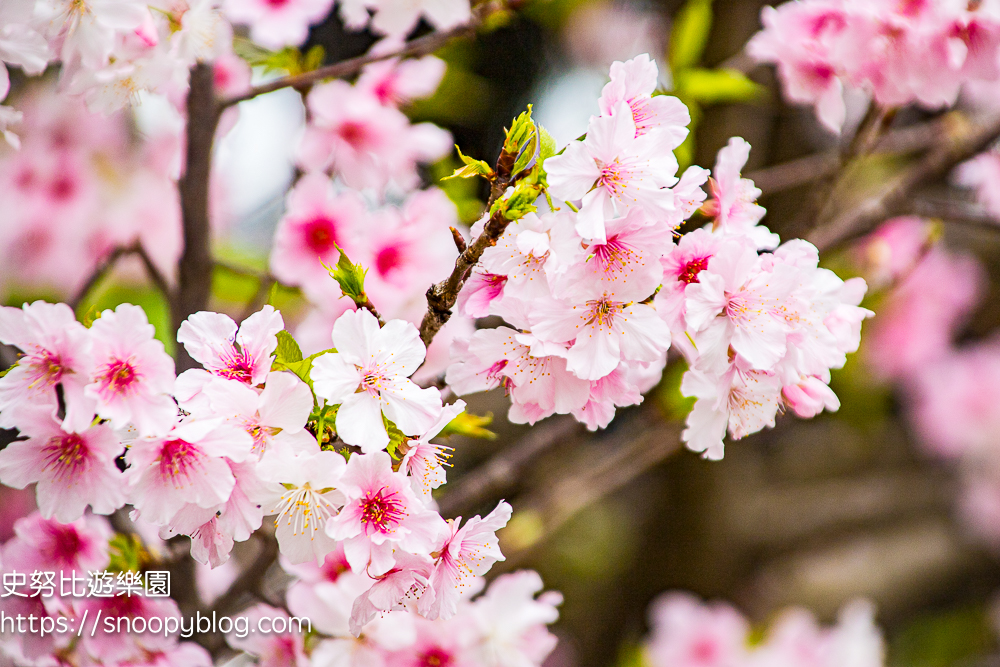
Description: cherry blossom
xmin=326 ymin=451 xmax=445 ymax=576
xmin=312 ymin=309 xmax=443 ymax=452
xmin=86 ymin=303 xmax=178 ymax=437
xmin=124 ymin=418 xmax=253 ymax=525
xmin=258 ymin=442 xmax=346 ymax=565
xmin=0 ymin=409 xmax=125 ymax=522
xmin=421 ymin=500 xmax=512 ymax=621
xmin=221 ymin=0 xmax=334 ymax=50
xmin=0 ymin=300 xmax=95 ymax=432
xmin=598 ymin=53 xmax=690 ymax=145
xmin=545 ymin=102 xmax=680 ymax=243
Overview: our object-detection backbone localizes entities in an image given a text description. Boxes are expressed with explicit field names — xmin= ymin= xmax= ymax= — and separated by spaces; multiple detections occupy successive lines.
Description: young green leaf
xmin=669 ymin=0 xmax=714 ymax=73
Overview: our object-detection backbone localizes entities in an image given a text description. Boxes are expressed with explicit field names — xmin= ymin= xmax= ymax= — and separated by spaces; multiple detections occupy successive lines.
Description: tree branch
xmin=437 ymin=415 xmax=583 ymax=517
xmin=71 ymin=243 xmax=173 ymax=311
xmin=219 ymin=22 xmax=479 ymax=108
xmin=174 ymin=63 xmax=223 ymax=371
xmin=806 ymin=111 xmax=1000 ymax=252
xmin=419 ymin=207 xmax=512 ymax=347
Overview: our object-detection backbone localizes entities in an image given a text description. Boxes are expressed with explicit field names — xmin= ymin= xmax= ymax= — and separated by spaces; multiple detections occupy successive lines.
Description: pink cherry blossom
xmin=445 ymin=328 xmax=591 ymax=425
xmin=531 ymin=285 xmax=672 ymax=381
xmin=176 ymin=305 xmax=284 ymax=388
xmin=269 ymin=173 xmax=368 ymax=302
xmin=85 ymin=303 xmax=178 ymax=437
xmin=200 ymin=371 xmax=315 ymax=456
xmin=349 ymin=550 xmax=433 ymax=636
xmin=76 ymin=592 xmax=181 ymax=663
xmin=326 ymin=451 xmax=446 ymax=576
xmin=400 ymin=400 xmax=466 ymax=502
xmin=356 ymin=56 xmax=447 ymax=107
xmin=0 ymin=300 xmax=95 ymax=432
xmin=339 ymin=0 xmax=471 ymax=38
xmin=421 ymin=500 xmax=511 ymax=621
xmin=545 ymin=103 xmax=679 ymax=243
xmin=3 ymin=511 xmax=111 ymax=575
xmin=706 ymin=137 xmax=772 ymax=248
xmin=0 ymin=408 xmax=125 ymax=522
xmin=598 ymin=53 xmax=690 ymax=145
xmin=125 ymin=418 xmax=253 ymax=525
xmin=645 ymin=591 xmax=750 ymax=667
xmin=312 ymin=309 xmax=443 ymax=452
xmin=681 ymin=365 xmax=783 ymax=460
xmin=684 ymin=238 xmax=799 ymax=371
xmin=221 ymin=0 xmax=335 ymax=50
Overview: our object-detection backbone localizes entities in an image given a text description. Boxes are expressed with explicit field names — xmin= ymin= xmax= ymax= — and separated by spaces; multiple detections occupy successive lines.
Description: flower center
xmin=338 ymin=121 xmax=368 ymax=149
xmin=158 ymin=439 xmax=202 ymax=486
xmin=419 ymin=648 xmax=454 ymax=667
xmin=596 ymin=159 xmax=627 ymax=197
xmin=25 ymin=348 xmax=65 ymax=390
xmin=359 ymin=487 xmax=406 ymax=534
xmin=273 ymin=483 xmax=336 ymax=537
xmin=586 ymin=298 xmax=623 ymax=327
xmin=301 ymin=217 xmax=338 ymax=256
xmin=679 ymin=256 xmax=710 ymax=284
xmin=220 ymin=347 xmax=255 ymax=384
xmin=41 ymin=433 xmax=91 ymax=481
xmin=42 ymin=522 xmax=84 ymax=569
xmin=375 ymin=244 xmax=403 ymax=277
xmin=95 ymin=358 xmax=139 ymax=399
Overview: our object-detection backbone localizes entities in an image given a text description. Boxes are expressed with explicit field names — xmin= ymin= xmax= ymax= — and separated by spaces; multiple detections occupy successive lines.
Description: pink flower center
xmin=301 ymin=217 xmax=339 ymax=256
xmin=375 ymin=244 xmax=403 ymax=277
xmin=41 ymin=523 xmax=84 ymax=569
xmin=219 ymin=346 xmax=255 ymax=384
xmin=418 ymin=648 xmax=454 ymax=667
xmin=629 ymin=98 xmax=653 ymax=136
xmin=42 ymin=433 xmax=91 ymax=481
xmin=320 ymin=550 xmax=351 ymax=582
xmin=689 ymin=638 xmax=719 ymax=664
xmin=25 ymin=348 xmax=65 ymax=390
xmin=49 ymin=175 xmax=77 ymax=203
xmin=359 ymin=487 xmax=406 ymax=534
xmin=486 ymin=359 xmax=515 ymax=394
xmin=586 ymin=297 xmax=624 ymax=327
xmin=596 ymin=159 xmax=627 ymax=197
xmin=360 ymin=370 xmax=384 ymax=396
xmin=265 ymin=0 xmax=291 ymax=6
xmin=679 ymin=256 xmax=710 ymax=284
xmin=591 ymin=236 xmax=637 ymax=279
xmin=95 ymin=358 xmax=140 ymax=399
xmin=158 ymin=439 xmax=203 ymax=486
xmin=338 ymin=121 xmax=369 ymax=149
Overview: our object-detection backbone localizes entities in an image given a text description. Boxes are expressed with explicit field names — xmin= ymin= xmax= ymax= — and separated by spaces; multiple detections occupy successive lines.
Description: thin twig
xmin=71 ymin=243 xmax=173 ymax=311
xmin=905 ymin=196 xmax=1000 ymax=230
xmin=807 ymin=111 xmax=1000 ymax=252
xmin=496 ymin=406 xmax=682 ymax=568
xmin=437 ymin=416 xmax=583 ymax=517
xmin=220 ymin=22 xmax=479 ymax=108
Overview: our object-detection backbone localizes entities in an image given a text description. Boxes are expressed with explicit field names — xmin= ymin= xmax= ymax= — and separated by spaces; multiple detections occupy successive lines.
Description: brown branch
xmin=496 ymin=406 xmax=682 ymax=569
xmin=419 ymin=208 xmax=512 ymax=347
xmin=806 ymin=111 xmax=1000 ymax=252
xmin=437 ymin=416 xmax=583 ymax=517
xmin=220 ymin=22 xmax=479 ymax=108
xmin=905 ymin=196 xmax=1000 ymax=230
xmin=174 ymin=63 xmax=223 ymax=371
xmin=71 ymin=243 xmax=173 ymax=311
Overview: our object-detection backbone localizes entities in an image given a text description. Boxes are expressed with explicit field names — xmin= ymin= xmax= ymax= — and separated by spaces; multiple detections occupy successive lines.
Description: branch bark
xmin=220 ymin=22 xmax=478 ymax=108
xmin=806 ymin=111 xmax=1000 ymax=252
xmin=71 ymin=243 xmax=173 ymax=311
xmin=174 ymin=63 xmax=223 ymax=371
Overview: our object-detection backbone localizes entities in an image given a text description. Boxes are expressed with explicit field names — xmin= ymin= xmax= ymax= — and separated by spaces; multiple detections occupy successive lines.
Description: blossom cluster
xmin=0 ymin=508 xmax=560 ymax=666
xmin=440 ymin=55 xmax=871 ymax=458
xmin=642 ymin=591 xmax=884 ymax=667
xmin=748 ymin=0 xmax=1000 ymax=132
xmin=0 ymin=300 xmax=560 ymax=645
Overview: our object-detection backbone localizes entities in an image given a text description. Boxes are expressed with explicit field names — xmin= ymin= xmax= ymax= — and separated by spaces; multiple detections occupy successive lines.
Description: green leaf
xmin=504 ymin=105 xmax=537 ymax=157
xmin=274 ymin=330 xmax=303 ymax=364
xmin=537 ymin=124 xmax=557 ymax=163
xmin=669 ymin=0 xmax=714 ymax=72
xmin=440 ymin=411 xmax=496 ymax=439
xmin=889 ymin=606 xmax=993 ymax=667
xmin=384 ymin=417 xmax=409 ymax=459
xmin=674 ymin=68 xmax=766 ymax=105
xmin=492 ymin=183 xmax=540 ymax=221
xmin=322 ymin=245 xmax=369 ymax=304
xmin=445 ymin=145 xmax=494 ymax=180
xmin=302 ymin=44 xmax=325 ymax=72
xmin=107 ymin=534 xmax=147 ymax=574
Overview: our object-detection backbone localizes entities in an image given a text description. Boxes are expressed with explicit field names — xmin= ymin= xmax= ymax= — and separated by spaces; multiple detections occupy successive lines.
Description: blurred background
xmin=6 ymin=0 xmax=1000 ymax=666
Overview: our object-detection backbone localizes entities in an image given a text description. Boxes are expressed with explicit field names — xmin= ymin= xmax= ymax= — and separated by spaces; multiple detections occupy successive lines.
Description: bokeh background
xmin=5 ymin=1 xmax=1000 ymax=666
